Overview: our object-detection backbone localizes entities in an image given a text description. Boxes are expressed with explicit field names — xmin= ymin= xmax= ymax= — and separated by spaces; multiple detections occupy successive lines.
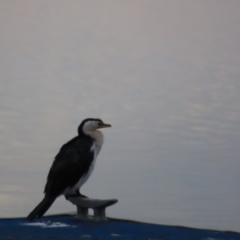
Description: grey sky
xmin=0 ymin=0 xmax=240 ymax=231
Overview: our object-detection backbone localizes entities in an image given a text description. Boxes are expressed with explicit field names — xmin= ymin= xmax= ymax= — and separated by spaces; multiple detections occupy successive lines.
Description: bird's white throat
xmin=89 ymin=130 xmax=104 ymax=154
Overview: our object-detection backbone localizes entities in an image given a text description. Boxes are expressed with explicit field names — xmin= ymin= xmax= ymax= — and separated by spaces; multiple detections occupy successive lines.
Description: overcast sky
xmin=0 ymin=0 xmax=240 ymax=232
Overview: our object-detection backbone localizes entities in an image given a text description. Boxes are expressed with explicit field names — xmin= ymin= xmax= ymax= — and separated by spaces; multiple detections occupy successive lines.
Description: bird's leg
xmin=65 ymin=190 xmax=88 ymax=200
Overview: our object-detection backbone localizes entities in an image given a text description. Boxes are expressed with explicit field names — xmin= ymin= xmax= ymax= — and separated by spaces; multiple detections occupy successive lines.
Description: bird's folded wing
xmin=44 ymin=136 xmax=94 ymax=196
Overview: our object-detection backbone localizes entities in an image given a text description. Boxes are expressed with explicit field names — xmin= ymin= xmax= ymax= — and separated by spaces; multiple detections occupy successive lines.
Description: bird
xmin=26 ymin=118 xmax=111 ymax=221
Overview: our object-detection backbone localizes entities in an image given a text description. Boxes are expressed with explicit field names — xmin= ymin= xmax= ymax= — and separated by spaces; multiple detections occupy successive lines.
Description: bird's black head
xmin=78 ymin=118 xmax=111 ymax=136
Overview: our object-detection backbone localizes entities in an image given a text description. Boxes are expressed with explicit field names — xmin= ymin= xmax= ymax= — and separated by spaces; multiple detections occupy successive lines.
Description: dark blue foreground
xmin=0 ymin=214 xmax=239 ymax=240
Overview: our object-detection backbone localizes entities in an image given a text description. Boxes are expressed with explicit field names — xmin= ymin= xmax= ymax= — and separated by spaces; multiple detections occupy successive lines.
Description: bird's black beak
xmin=97 ymin=123 xmax=112 ymax=129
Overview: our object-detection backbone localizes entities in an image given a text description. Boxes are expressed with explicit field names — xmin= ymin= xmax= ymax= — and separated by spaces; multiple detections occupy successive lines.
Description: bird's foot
xmin=78 ymin=193 xmax=88 ymax=198
xmin=65 ymin=193 xmax=88 ymax=200
xmin=75 ymin=190 xmax=88 ymax=198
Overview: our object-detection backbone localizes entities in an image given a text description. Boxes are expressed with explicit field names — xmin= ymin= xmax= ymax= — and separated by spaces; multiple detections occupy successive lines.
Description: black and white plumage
xmin=26 ymin=118 xmax=111 ymax=221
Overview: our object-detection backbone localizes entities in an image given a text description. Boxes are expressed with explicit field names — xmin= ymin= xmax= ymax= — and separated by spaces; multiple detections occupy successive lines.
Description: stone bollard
xmin=67 ymin=197 xmax=118 ymax=221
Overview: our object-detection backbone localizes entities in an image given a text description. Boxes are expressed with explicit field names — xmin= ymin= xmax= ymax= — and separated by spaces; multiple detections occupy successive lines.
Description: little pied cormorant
xmin=26 ymin=118 xmax=111 ymax=221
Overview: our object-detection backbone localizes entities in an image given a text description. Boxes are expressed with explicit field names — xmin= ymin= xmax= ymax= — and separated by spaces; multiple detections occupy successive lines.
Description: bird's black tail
xmin=26 ymin=195 xmax=56 ymax=221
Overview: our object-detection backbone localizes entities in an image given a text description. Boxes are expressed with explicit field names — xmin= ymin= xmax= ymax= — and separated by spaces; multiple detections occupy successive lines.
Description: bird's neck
xmin=78 ymin=129 xmax=104 ymax=148
xmin=88 ymin=130 xmax=104 ymax=156
xmin=88 ymin=130 xmax=104 ymax=146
